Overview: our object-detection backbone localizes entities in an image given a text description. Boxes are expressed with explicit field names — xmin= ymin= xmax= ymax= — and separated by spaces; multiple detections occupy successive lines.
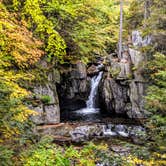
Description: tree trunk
xmin=144 ymin=0 xmax=151 ymax=20
xmin=118 ymin=0 xmax=123 ymax=59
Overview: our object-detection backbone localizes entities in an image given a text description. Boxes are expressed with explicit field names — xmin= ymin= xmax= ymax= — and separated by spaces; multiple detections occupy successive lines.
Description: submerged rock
xmin=114 ymin=125 xmax=129 ymax=137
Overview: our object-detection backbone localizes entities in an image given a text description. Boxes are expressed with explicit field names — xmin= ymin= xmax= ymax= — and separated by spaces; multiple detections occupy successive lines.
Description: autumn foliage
xmin=0 ymin=4 xmax=44 ymax=68
xmin=0 ymin=3 xmax=44 ymax=144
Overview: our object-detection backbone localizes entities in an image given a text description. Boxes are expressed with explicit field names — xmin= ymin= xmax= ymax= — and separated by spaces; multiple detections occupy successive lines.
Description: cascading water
xmin=86 ymin=71 xmax=103 ymax=108
xmin=76 ymin=71 xmax=103 ymax=114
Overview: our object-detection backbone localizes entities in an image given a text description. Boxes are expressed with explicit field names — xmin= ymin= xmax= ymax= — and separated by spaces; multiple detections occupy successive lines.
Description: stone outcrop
xmin=99 ymin=31 xmax=148 ymax=119
xmin=31 ymin=30 xmax=148 ymax=122
xmin=100 ymin=77 xmax=130 ymax=115
xmin=58 ymin=61 xmax=90 ymax=111
xmin=30 ymin=69 xmax=60 ymax=124
xmin=87 ymin=64 xmax=104 ymax=76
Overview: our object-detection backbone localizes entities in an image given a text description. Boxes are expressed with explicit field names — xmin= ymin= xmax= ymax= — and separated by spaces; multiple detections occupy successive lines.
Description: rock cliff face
xmin=31 ymin=30 xmax=148 ymax=123
xmin=30 ymin=69 xmax=61 ymax=124
xmin=99 ymin=31 xmax=148 ymax=119
xmin=57 ymin=61 xmax=90 ymax=111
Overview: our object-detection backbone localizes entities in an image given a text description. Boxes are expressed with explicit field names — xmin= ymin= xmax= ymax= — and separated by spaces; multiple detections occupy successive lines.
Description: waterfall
xmin=86 ymin=72 xmax=103 ymax=108
xmin=76 ymin=71 xmax=103 ymax=114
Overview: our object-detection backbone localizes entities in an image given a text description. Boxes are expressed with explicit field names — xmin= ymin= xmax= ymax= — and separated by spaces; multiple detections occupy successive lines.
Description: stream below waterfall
xmin=61 ymin=70 xmax=129 ymax=123
xmin=58 ymin=67 xmax=146 ymax=145
xmin=36 ymin=66 xmax=147 ymax=147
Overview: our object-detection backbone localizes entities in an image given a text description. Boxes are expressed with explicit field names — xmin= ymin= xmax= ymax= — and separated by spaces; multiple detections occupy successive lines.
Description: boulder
xmin=70 ymin=125 xmax=103 ymax=142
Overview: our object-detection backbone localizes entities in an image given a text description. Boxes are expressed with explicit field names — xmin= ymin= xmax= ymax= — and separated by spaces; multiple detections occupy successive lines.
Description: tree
xmin=118 ymin=0 xmax=123 ymax=59
xmin=144 ymin=0 xmax=151 ymax=20
xmin=0 ymin=3 xmax=43 ymax=143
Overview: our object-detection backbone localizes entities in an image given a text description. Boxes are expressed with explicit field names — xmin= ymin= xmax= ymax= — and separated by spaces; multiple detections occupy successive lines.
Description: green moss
xmin=110 ymin=68 xmax=121 ymax=78
xmin=40 ymin=95 xmax=51 ymax=104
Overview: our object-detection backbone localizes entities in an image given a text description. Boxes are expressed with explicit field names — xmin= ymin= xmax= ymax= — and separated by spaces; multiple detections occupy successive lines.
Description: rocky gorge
xmin=27 ymin=31 xmax=151 ymax=146
xmin=31 ymin=30 xmax=149 ymax=126
xmin=1 ymin=1 xmax=165 ymax=165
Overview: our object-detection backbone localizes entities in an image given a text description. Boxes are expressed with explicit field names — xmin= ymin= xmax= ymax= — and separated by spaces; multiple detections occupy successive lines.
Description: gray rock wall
xmin=99 ymin=31 xmax=148 ymax=119
xmin=99 ymin=49 xmax=147 ymax=118
xmin=30 ymin=69 xmax=60 ymax=124
xmin=58 ymin=61 xmax=90 ymax=111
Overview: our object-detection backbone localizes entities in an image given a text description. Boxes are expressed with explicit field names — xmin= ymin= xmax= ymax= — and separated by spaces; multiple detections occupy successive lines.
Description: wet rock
xmin=114 ymin=125 xmax=129 ymax=137
xmin=99 ymin=30 xmax=148 ymax=119
xmin=36 ymin=123 xmax=73 ymax=137
xmin=87 ymin=65 xmax=99 ymax=76
xmin=109 ymin=79 xmax=128 ymax=114
xmin=70 ymin=125 xmax=103 ymax=142
xmin=103 ymin=125 xmax=117 ymax=136
xmin=87 ymin=64 xmax=104 ymax=76
xmin=100 ymin=78 xmax=114 ymax=113
xmin=129 ymin=126 xmax=147 ymax=144
xmin=36 ymin=123 xmax=146 ymax=145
